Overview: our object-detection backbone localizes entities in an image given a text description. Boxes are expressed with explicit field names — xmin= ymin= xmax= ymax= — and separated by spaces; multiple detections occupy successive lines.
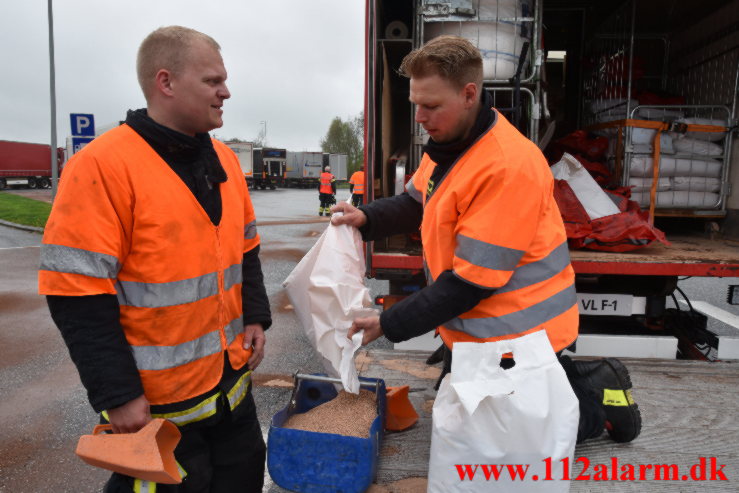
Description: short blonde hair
xmin=136 ymin=26 xmax=221 ymax=100
xmin=399 ymin=35 xmax=483 ymax=90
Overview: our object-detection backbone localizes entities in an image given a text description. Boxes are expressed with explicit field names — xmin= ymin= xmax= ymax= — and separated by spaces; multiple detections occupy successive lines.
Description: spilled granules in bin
xmin=284 ymin=389 xmax=377 ymax=438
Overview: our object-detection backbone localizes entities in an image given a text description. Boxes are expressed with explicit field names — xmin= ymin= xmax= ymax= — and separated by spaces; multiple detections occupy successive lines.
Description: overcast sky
xmin=0 ymin=0 xmax=365 ymax=151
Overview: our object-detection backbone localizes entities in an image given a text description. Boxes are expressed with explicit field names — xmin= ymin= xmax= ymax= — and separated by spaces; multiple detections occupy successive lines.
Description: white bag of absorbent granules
xmin=283 ymin=208 xmax=377 ymax=394
xmin=428 ymin=331 xmax=579 ymax=492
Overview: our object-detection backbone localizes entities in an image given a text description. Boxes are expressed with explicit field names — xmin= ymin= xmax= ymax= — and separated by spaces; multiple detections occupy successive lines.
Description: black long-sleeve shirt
xmin=47 ymin=109 xmax=271 ymax=412
xmin=359 ymin=91 xmax=497 ymax=343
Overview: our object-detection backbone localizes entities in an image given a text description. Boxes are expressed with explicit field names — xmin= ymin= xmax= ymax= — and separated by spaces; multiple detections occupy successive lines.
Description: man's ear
xmin=462 ymin=82 xmax=478 ymax=108
xmin=154 ymin=69 xmax=174 ymax=97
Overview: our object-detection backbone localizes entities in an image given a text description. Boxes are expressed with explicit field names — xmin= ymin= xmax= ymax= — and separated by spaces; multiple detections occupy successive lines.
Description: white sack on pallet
xmin=630 ymin=156 xmax=722 ymax=178
xmin=283 ymin=211 xmax=378 ymax=394
xmin=632 ymin=191 xmax=720 ymax=208
xmin=631 ymin=140 xmax=675 ymax=155
xmin=628 ymin=176 xmax=720 ymax=193
xmin=673 ymin=137 xmax=724 ymax=157
xmin=673 ymin=117 xmax=727 ymax=142
xmin=628 ymin=177 xmax=671 ymax=192
xmin=550 ymin=153 xmax=620 ymax=220
xmin=671 ymin=176 xmax=722 ymax=192
xmin=425 ymin=21 xmax=528 ymax=80
xmin=630 ymin=129 xmax=675 ymax=154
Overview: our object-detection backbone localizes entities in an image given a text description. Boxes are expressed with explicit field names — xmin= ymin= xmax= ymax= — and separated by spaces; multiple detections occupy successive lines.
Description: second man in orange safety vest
xmin=318 ymin=165 xmax=336 ymax=216
xmin=349 ymin=169 xmax=365 ymax=207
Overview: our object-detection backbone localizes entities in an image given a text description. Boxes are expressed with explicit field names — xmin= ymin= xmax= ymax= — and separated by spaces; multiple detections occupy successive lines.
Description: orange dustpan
xmin=385 ymin=385 xmax=419 ymax=431
xmin=76 ymin=418 xmax=182 ymax=484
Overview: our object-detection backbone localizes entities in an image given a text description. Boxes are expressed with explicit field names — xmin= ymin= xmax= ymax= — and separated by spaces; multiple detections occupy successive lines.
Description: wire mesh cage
xmin=580 ymin=0 xmax=738 ymax=216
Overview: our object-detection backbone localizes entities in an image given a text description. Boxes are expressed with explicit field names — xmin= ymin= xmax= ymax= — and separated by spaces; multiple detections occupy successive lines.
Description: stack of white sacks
xmin=588 ymin=99 xmax=726 ymax=209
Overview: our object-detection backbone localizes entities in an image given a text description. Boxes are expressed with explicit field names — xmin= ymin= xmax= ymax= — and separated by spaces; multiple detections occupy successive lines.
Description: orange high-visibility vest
xmin=349 ymin=170 xmax=365 ymax=195
xmin=406 ymin=111 xmax=578 ymax=352
xmin=39 ymin=124 xmax=259 ymax=405
xmin=319 ymin=172 xmax=335 ymax=194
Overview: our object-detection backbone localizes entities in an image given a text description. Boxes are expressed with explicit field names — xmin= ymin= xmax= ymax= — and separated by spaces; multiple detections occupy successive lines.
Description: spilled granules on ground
xmin=251 ymin=373 xmax=293 ymax=387
xmin=378 ymin=359 xmax=441 ymax=380
xmin=380 ymin=445 xmax=400 ymax=457
xmin=368 ymin=478 xmax=428 ymax=493
xmin=355 ymin=351 xmax=373 ymax=371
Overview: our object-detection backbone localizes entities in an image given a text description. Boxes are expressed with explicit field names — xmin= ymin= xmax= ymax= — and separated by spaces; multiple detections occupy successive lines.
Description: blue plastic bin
xmin=267 ymin=375 xmax=386 ymax=493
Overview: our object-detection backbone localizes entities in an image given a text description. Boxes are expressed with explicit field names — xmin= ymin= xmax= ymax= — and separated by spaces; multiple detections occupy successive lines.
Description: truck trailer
xmin=285 ymin=151 xmax=323 ymax=188
xmin=252 ymin=147 xmax=287 ymax=190
xmin=0 ymin=140 xmax=63 ymax=189
xmin=224 ymin=141 xmax=254 ymax=183
xmin=364 ymin=0 xmax=739 ymax=360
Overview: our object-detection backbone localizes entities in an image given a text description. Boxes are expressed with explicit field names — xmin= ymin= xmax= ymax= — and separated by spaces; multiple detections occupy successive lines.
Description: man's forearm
xmin=358 ymin=192 xmax=423 ymax=241
xmin=241 ymin=245 xmax=272 ymax=330
xmin=46 ymin=294 xmax=144 ymax=413
xmin=380 ymin=271 xmax=494 ymax=343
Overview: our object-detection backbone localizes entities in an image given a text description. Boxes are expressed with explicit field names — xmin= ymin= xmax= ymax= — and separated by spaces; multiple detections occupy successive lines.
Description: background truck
xmin=364 ymin=0 xmax=739 ymax=360
xmin=285 ymin=151 xmax=323 ymax=188
xmin=327 ymin=153 xmax=348 ymax=181
xmin=0 ymin=140 xmax=63 ymax=189
xmin=224 ymin=141 xmax=254 ymax=184
xmin=252 ymin=147 xmax=287 ymax=190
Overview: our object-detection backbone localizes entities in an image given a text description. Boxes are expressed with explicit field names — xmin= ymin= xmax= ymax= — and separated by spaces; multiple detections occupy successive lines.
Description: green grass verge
xmin=0 ymin=192 xmax=51 ymax=228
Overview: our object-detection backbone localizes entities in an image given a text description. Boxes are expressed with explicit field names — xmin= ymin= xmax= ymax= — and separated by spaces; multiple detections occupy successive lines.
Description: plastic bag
xmin=427 ymin=331 xmax=578 ymax=492
xmin=283 ymin=211 xmax=378 ymax=393
xmin=554 ymin=180 xmax=670 ymax=252
xmin=550 ymin=153 xmax=620 ymax=220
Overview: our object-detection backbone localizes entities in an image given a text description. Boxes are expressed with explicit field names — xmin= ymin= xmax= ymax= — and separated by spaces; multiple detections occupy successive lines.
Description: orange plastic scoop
xmin=385 ymin=385 xmax=419 ymax=431
xmin=75 ymin=418 xmax=182 ymax=484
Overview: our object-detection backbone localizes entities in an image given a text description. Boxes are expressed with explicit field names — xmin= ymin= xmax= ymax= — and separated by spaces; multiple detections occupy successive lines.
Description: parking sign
xmin=70 ymin=113 xmax=95 ymax=136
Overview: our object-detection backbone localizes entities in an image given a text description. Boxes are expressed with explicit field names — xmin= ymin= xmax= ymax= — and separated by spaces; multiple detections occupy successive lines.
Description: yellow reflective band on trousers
xmin=226 ymin=370 xmax=253 ymax=410
xmin=132 ymin=462 xmax=186 ymax=491
xmin=133 ymin=479 xmax=156 ymax=493
xmin=149 ymin=371 xmax=252 ymax=426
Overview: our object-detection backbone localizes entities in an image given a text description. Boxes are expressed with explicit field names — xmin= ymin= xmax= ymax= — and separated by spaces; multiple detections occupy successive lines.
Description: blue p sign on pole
xmin=70 ymin=113 xmax=95 ymax=137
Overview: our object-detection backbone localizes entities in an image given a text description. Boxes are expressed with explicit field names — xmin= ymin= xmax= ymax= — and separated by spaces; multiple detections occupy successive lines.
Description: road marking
xmin=680 ymin=300 xmax=739 ymax=330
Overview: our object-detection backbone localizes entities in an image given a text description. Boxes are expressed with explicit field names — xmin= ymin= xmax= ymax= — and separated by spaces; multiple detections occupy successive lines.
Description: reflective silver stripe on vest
xmin=132 ymin=330 xmax=223 ymax=371
xmin=445 ymin=283 xmax=577 ymax=339
xmin=423 ymin=260 xmax=434 ymax=285
xmin=244 ymin=220 xmax=257 ymax=240
xmin=406 ymin=177 xmax=423 ymax=203
xmin=224 ymin=316 xmax=244 ymax=345
xmin=223 ymin=263 xmax=242 ymax=292
xmin=116 ymin=272 xmax=218 ymax=308
xmin=40 ymin=244 xmax=120 ymax=279
xmin=455 ymin=234 xmax=525 ymax=272
xmin=496 ymin=242 xmax=571 ymax=294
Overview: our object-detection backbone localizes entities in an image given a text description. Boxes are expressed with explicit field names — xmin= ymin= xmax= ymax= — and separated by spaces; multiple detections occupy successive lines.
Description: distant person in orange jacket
xmin=332 ymin=35 xmax=641 ymax=446
xmin=39 ymin=26 xmax=271 ymax=492
xmin=349 ymin=169 xmax=365 ymax=207
xmin=318 ymin=165 xmax=336 ymax=216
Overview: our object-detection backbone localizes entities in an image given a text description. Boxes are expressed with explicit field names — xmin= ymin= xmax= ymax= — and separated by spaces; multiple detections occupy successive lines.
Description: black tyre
xmin=27 ymin=178 xmax=38 ymax=189
xmin=40 ymin=178 xmax=51 ymax=188
xmin=0 ymin=179 xmax=6 ymax=190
